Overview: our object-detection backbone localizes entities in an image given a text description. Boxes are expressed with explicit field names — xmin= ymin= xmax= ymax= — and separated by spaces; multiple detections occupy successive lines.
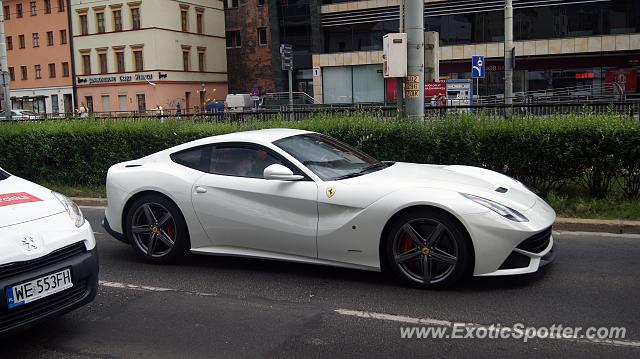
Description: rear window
xmin=0 ymin=169 xmax=8 ymax=180
xmin=170 ymin=146 xmax=210 ymax=172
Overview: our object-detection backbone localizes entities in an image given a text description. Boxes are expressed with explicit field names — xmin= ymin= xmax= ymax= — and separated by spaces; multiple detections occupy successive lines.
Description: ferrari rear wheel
xmin=125 ymin=194 xmax=189 ymax=264
xmin=386 ymin=210 xmax=471 ymax=288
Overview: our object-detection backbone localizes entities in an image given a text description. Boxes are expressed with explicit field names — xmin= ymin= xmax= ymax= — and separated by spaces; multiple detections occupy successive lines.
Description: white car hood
xmin=0 ymin=175 xmax=66 ymax=228
xmin=342 ymin=162 xmax=537 ymax=211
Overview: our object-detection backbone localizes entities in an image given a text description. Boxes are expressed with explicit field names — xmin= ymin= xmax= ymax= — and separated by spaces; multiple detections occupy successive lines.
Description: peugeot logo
xmin=21 ymin=236 xmax=39 ymax=252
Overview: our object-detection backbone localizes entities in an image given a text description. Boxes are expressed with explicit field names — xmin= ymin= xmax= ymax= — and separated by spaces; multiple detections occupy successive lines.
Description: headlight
xmin=460 ymin=193 xmax=529 ymax=222
xmin=52 ymin=192 xmax=85 ymax=227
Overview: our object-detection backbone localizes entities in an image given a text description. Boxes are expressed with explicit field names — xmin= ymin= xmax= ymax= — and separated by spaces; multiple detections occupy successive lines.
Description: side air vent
xmin=495 ymin=187 xmax=508 ymax=193
xmin=125 ymin=164 xmax=142 ymax=168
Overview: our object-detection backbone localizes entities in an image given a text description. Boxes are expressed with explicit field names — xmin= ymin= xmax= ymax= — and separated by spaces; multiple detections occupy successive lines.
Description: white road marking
xmin=99 ymin=280 xmax=218 ymax=297
xmin=335 ymin=308 xmax=640 ymax=348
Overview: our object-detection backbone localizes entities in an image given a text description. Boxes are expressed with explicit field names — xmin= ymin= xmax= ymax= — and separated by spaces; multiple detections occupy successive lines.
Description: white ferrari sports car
xmin=0 ymin=169 xmax=98 ymax=336
xmin=104 ymin=129 xmax=556 ymax=288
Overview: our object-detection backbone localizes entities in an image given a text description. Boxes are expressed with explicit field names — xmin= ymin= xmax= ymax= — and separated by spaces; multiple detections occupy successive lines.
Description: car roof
xmin=154 ymin=128 xmax=316 ymax=158
xmin=196 ymin=128 xmax=315 ymax=146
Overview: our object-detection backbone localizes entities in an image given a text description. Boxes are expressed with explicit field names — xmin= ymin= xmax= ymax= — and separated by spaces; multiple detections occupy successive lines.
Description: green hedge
xmin=1 ymin=113 xmax=639 ymax=199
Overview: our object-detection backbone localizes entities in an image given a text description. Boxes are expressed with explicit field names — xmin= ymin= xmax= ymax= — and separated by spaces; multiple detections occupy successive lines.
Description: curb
xmin=71 ymin=197 xmax=640 ymax=235
xmin=554 ymin=217 xmax=640 ymax=235
xmin=73 ymin=197 xmax=108 ymax=207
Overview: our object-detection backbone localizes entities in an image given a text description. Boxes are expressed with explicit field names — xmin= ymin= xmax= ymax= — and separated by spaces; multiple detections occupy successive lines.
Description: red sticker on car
xmin=0 ymin=192 xmax=44 ymax=207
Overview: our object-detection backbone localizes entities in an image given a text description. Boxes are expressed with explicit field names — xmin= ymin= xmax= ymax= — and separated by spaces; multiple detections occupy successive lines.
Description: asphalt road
xmin=2 ymin=207 xmax=640 ymax=358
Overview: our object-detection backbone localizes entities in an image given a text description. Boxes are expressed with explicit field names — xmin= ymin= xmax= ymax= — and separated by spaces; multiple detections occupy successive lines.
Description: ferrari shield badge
xmin=325 ymin=187 xmax=336 ymax=198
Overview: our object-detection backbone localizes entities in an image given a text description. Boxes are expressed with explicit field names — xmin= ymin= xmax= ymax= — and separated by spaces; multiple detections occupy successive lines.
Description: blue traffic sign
xmin=471 ymin=55 xmax=485 ymax=79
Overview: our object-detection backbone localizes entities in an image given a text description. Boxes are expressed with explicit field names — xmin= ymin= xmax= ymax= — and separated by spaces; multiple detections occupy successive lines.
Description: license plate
xmin=5 ymin=268 xmax=73 ymax=310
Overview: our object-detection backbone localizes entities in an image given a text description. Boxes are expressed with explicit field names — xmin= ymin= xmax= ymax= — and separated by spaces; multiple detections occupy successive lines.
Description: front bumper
xmin=463 ymin=198 xmax=557 ymax=276
xmin=0 ymin=243 xmax=99 ymax=337
xmin=102 ymin=217 xmax=127 ymax=244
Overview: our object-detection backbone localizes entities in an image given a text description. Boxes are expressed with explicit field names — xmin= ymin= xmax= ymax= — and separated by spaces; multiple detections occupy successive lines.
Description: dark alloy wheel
xmin=125 ymin=194 xmax=189 ymax=264
xmin=385 ymin=210 xmax=472 ymax=288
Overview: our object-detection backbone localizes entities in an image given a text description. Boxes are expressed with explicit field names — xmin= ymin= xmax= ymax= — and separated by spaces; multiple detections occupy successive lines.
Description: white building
xmin=70 ymin=0 xmax=228 ymax=113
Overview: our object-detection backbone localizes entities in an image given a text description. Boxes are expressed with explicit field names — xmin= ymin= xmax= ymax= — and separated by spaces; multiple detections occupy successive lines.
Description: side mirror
xmin=263 ymin=164 xmax=304 ymax=181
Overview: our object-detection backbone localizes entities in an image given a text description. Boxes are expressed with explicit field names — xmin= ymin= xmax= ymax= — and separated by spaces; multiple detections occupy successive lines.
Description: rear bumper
xmin=0 ymin=245 xmax=99 ymax=337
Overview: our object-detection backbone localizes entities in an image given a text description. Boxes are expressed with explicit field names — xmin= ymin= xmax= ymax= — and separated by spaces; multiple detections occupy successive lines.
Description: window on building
xmin=115 ymin=51 xmax=125 ymax=72
xmin=62 ymin=62 xmax=69 ymax=77
xmin=20 ymin=66 xmax=27 ymax=80
xmin=182 ymin=50 xmax=190 ymax=71
xmin=8 ymin=67 xmax=15 ymax=81
xmin=136 ymin=93 xmax=146 ymax=112
xmin=181 ymin=9 xmax=188 ymax=31
xmin=47 ymin=31 xmax=54 ymax=46
xmin=85 ymin=96 xmax=93 ymax=112
xmin=131 ymin=7 xmax=141 ymax=30
xmin=18 ymin=35 xmax=25 ymax=49
xmin=3 ymin=6 xmax=9 ymax=20
xmin=96 ymin=12 xmax=105 ymax=33
xmin=225 ymin=31 xmax=241 ymax=48
xmin=48 ymin=63 xmax=56 ymax=78
xmin=60 ymin=29 xmax=67 ymax=44
xmin=231 ymin=0 xmax=238 ymax=8
xmin=82 ymin=54 xmax=91 ymax=75
xmin=133 ymin=49 xmax=143 ymax=71
xmin=6 ymin=37 xmax=12 ymax=51
xmin=196 ymin=12 xmax=203 ymax=34
xmin=16 ymin=4 xmax=23 ymax=18
xmin=32 ymin=33 xmax=39 ymax=47
xmin=223 ymin=0 xmax=227 ymax=10
xmin=258 ymin=0 xmax=265 ymax=6
xmin=113 ymin=10 xmax=122 ymax=31
xmin=80 ymin=14 xmax=88 ymax=35
xmin=58 ymin=0 xmax=65 ymax=12
xmin=99 ymin=53 xmax=108 ymax=74
xmin=198 ymin=51 xmax=205 ymax=72
xmin=34 ymin=65 xmax=41 ymax=79
xmin=45 ymin=0 xmax=52 ymax=14
xmin=51 ymin=94 xmax=59 ymax=114
xmin=30 ymin=2 xmax=36 ymax=16
xmin=258 ymin=27 xmax=267 ymax=46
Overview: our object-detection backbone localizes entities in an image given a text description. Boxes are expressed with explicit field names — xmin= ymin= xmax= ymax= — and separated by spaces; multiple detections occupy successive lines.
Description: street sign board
xmin=280 ymin=44 xmax=293 ymax=71
xmin=471 ymin=55 xmax=485 ymax=79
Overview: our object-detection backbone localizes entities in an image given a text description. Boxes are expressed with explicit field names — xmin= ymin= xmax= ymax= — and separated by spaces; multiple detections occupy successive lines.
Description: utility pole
xmin=0 ymin=3 xmax=11 ymax=120
xmin=397 ymin=0 xmax=405 ymax=117
xmin=504 ymin=0 xmax=514 ymax=105
xmin=404 ymin=0 xmax=425 ymax=120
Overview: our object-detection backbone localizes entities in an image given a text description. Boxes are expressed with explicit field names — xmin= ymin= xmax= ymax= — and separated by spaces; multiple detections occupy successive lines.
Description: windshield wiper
xmin=333 ymin=162 xmax=388 ymax=181
xmin=358 ymin=162 xmax=388 ymax=174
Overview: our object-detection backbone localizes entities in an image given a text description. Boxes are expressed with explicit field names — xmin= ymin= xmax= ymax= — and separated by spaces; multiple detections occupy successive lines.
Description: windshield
xmin=274 ymin=134 xmax=386 ymax=181
xmin=0 ymin=168 xmax=9 ymax=180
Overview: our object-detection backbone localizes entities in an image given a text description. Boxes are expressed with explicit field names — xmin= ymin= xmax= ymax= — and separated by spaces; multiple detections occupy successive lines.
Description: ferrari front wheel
xmin=385 ymin=210 xmax=472 ymax=289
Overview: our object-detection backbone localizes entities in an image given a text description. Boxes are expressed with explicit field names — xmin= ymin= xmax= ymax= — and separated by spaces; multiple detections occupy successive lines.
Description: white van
xmin=225 ymin=94 xmax=254 ymax=112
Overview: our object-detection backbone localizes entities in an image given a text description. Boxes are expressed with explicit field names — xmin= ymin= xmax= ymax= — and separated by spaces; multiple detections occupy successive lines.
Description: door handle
xmin=195 ymin=186 xmax=207 ymax=194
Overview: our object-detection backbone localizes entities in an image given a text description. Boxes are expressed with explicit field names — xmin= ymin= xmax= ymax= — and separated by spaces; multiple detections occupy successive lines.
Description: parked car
xmin=0 ymin=168 xmax=98 ymax=337
xmin=104 ymin=129 xmax=555 ymax=288
xmin=0 ymin=110 xmax=43 ymax=121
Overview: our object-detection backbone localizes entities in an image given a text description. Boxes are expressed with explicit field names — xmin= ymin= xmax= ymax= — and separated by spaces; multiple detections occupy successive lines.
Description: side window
xmin=170 ymin=146 xmax=210 ymax=172
xmin=210 ymin=146 xmax=282 ymax=178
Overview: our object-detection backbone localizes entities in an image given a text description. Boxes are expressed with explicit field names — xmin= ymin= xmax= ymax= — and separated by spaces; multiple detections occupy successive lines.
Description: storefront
xmin=76 ymin=72 xmax=227 ymax=114
xmin=322 ymin=64 xmax=384 ymax=104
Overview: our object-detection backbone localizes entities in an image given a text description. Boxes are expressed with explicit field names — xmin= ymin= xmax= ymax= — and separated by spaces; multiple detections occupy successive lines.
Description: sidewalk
xmin=72 ymin=197 xmax=640 ymax=235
